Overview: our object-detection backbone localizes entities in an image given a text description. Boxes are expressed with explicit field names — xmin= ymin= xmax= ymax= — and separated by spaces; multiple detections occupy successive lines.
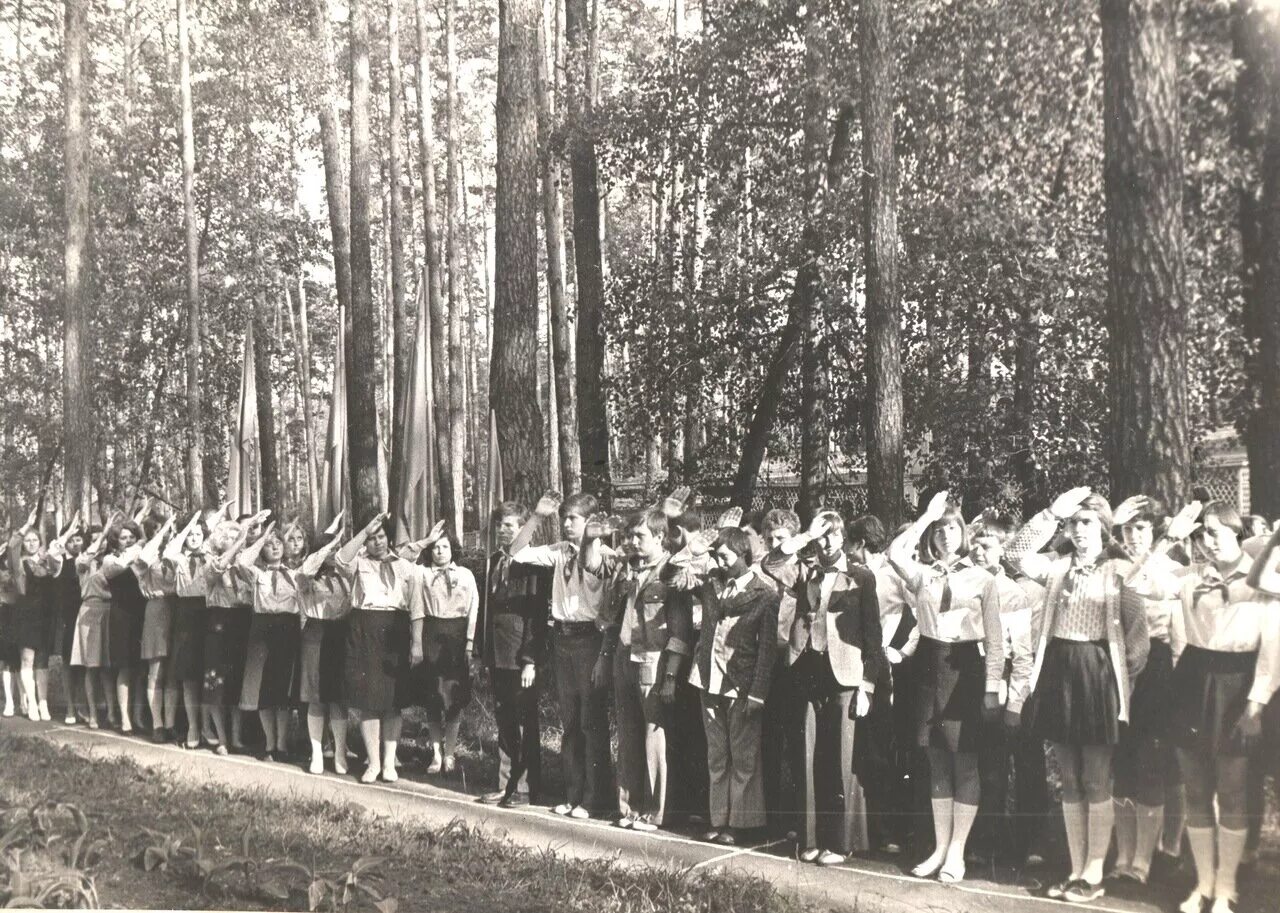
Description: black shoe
xmin=713 ymin=831 xmax=736 ymax=846
xmin=478 ymin=791 xmax=506 ymax=805
xmin=498 ymin=793 xmax=530 ymax=809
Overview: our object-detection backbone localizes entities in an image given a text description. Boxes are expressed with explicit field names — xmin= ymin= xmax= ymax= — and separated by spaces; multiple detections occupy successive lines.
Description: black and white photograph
xmin=0 ymin=0 xmax=1278 ymax=910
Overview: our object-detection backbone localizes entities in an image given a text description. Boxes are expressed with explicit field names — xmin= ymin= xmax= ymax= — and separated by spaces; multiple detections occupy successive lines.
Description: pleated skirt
xmin=1169 ymin=645 xmax=1257 ymax=757
xmin=1126 ymin=637 xmax=1173 ymax=742
xmin=238 ymin=612 xmax=300 ymax=711
xmin=70 ymin=601 xmax=111 ymax=669
xmin=299 ymin=617 xmax=348 ymax=705
xmin=1025 ymin=638 xmax=1121 ymax=747
xmin=343 ymin=609 xmax=410 ymax=714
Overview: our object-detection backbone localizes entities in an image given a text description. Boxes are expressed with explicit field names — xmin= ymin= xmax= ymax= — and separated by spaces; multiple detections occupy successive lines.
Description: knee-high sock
xmin=329 ymin=707 xmax=348 ymax=771
xmin=2 ymin=669 xmax=14 ymax=710
xmin=1133 ymin=803 xmax=1164 ymax=877
xmin=1062 ymin=801 xmax=1087 ymax=879
xmin=19 ymin=665 xmax=37 ymax=716
xmin=33 ymin=668 xmax=50 ymax=713
xmin=1185 ymin=826 xmax=1217 ymax=898
xmin=927 ymin=798 xmax=953 ymax=861
xmin=944 ymin=802 xmax=979 ymax=868
xmin=307 ymin=705 xmax=326 ymax=759
xmin=1113 ymin=798 xmax=1137 ymax=869
xmin=1082 ymin=800 xmax=1115 ymax=883
xmin=1215 ymin=827 xmax=1247 ymax=901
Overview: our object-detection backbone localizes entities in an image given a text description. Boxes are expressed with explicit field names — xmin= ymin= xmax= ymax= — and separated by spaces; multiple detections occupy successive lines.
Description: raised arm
xmin=396 ymin=519 xmax=447 ymax=563
xmin=510 ymin=490 xmax=561 ymax=561
xmin=336 ymin=512 xmax=387 ymax=567
xmin=1006 ymin=487 xmax=1091 ymax=583
xmin=1124 ymin=501 xmax=1202 ymax=597
xmin=235 ymin=520 xmax=276 ymax=569
xmin=163 ymin=511 xmax=201 ymax=564
xmin=762 ymin=514 xmax=833 ymax=594
xmin=299 ymin=532 xmax=344 ymax=578
xmin=134 ymin=514 xmax=175 ymax=571
xmin=887 ymin=490 xmax=951 ymax=591
xmin=1246 ymin=526 xmax=1280 ymax=597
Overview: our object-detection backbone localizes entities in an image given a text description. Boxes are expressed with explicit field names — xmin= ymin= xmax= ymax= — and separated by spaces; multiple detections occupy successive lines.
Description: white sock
xmin=1082 ymin=799 xmax=1115 ymax=884
xmin=1186 ymin=825 xmax=1217 ymax=898
xmin=1114 ymin=798 xmax=1137 ymax=869
xmin=1062 ymin=800 xmax=1087 ymax=880
xmin=944 ymin=802 xmax=978 ymax=870
xmin=1215 ymin=827 xmax=1247 ymax=902
xmin=913 ymin=798 xmax=953 ymax=873
xmin=1133 ymin=803 xmax=1164 ymax=878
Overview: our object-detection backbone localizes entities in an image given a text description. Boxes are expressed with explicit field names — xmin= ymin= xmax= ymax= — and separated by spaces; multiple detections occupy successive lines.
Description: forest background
xmin=2 ymin=0 xmax=1278 ymax=538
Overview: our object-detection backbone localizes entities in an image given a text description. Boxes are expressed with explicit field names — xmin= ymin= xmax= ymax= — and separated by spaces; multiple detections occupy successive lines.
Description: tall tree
xmin=795 ymin=5 xmax=830 ymax=522
xmin=254 ymin=290 xmax=280 ymax=511
xmin=413 ymin=0 xmax=452 ymax=526
xmin=860 ymin=0 xmax=903 ymax=528
xmin=285 ymin=281 xmax=320 ymax=523
xmin=348 ymin=0 xmax=381 ymax=522
xmin=1100 ymin=0 xmax=1189 ymax=506
xmin=565 ymin=0 xmax=609 ymax=499
xmin=178 ymin=0 xmax=203 ymax=507
xmin=537 ymin=0 xmax=580 ymax=493
xmin=1235 ymin=0 xmax=1280 ymax=517
xmin=445 ymin=0 xmax=466 ymax=533
xmin=387 ymin=0 xmax=409 ymax=515
xmin=310 ymin=0 xmax=353 ymax=324
xmin=491 ymin=0 xmax=547 ymax=506
xmin=62 ymin=0 xmax=93 ymax=520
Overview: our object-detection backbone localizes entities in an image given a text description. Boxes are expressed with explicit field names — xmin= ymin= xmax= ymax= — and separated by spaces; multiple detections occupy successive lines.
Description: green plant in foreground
xmin=0 ymin=802 xmax=101 ymax=909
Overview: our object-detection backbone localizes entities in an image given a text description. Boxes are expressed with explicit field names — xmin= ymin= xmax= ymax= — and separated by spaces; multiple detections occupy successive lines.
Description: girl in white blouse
xmin=296 ymin=526 xmax=351 ymax=775
xmin=1163 ymin=503 xmax=1279 ymax=913
xmin=164 ymin=511 xmax=212 ymax=750
xmin=412 ymin=526 xmax=479 ymax=775
xmin=887 ymin=491 xmax=1002 ymax=884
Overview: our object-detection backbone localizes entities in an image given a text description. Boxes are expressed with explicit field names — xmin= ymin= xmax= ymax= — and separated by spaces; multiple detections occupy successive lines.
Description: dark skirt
xmin=1025 ymin=639 xmax=1121 ymax=747
xmin=410 ymin=616 xmax=473 ymax=722
xmin=140 ymin=596 xmax=176 ymax=661
xmin=239 ymin=613 xmax=300 ymax=711
xmin=299 ymin=617 xmax=348 ymax=705
xmin=914 ymin=637 xmax=985 ymax=753
xmin=13 ymin=598 xmax=56 ymax=668
xmin=170 ymin=597 xmax=206 ymax=682
xmin=203 ymin=605 xmax=252 ymax=706
xmin=107 ymin=598 xmax=144 ymax=669
xmin=344 ymin=609 xmax=410 ymax=714
xmin=0 ymin=603 xmax=20 ymax=665
xmin=1126 ymin=638 xmax=1174 ymax=742
xmin=1169 ymin=645 xmax=1257 ymax=757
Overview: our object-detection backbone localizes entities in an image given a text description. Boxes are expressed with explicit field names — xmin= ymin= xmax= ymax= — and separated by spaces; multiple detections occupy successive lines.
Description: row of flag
xmin=227 ymin=276 xmax=503 ymax=544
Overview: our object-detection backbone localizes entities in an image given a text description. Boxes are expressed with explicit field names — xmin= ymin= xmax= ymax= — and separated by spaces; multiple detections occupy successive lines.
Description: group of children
xmin=2 ymin=485 xmax=1279 ymax=912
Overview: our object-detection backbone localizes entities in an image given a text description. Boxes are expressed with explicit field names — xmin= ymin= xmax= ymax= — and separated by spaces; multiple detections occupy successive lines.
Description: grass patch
xmin=0 ymin=732 xmax=807 ymax=912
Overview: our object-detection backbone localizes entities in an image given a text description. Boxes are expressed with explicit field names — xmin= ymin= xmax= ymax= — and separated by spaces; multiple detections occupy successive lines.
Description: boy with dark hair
xmin=665 ymin=507 xmax=711 ymax=826
xmin=758 ymin=507 xmax=801 ymax=838
xmin=511 ymin=490 xmax=614 ymax=819
xmin=607 ymin=508 xmax=694 ymax=831
xmin=479 ymin=501 xmax=551 ymax=808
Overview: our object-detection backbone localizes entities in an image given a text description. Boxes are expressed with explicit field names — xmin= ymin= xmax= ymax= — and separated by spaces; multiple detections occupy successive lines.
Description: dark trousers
xmin=493 ymin=668 xmax=541 ymax=802
xmin=762 ymin=656 xmax=798 ymax=837
xmin=552 ymin=628 xmax=612 ymax=811
xmin=665 ymin=663 xmax=710 ymax=824
xmin=788 ymin=648 xmax=865 ymax=855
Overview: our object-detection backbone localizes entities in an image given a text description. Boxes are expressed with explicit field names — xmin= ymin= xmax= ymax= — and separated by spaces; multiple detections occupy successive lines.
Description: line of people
xmin=2 ymin=487 xmax=1278 ymax=912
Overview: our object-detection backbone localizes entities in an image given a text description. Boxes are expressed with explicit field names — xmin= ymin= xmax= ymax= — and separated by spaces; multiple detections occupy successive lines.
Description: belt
xmin=553 ymin=620 xmax=598 ymax=636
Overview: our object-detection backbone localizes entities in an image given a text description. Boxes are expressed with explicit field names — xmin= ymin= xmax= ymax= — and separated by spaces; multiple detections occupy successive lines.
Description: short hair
xmin=847 ymin=514 xmax=888 ymax=553
xmin=673 ymin=511 xmax=702 ymax=533
xmin=920 ymin=506 xmax=970 ymax=562
xmin=814 ymin=509 xmax=846 ymax=536
xmin=762 ymin=509 xmax=800 ymax=537
xmin=1199 ymin=500 xmax=1243 ymax=538
xmin=493 ymin=501 xmax=529 ymax=525
xmin=106 ymin=521 xmax=145 ymax=553
xmin=626 ymin=508 xmax=668 ymax=542
xmin=715 ymin=526 xmax=755 ymax=564
xmin=1122 ymin=497 xmax=1168 ymax=530
xmin=1074 ymin=493 xmax=1115 ymax=537
xmin=972 ymin=510 xmax=1017 ymax=546
xmin=562 ymin=492 xmax=599 ymax=519
xmin=418 ymin=531 xmax=462 ymax=565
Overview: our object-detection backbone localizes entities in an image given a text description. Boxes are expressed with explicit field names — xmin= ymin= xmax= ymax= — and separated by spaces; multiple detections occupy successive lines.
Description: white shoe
xmin=569 ymin=805 xmax=591 ymax=820
xmin=1180 ymin=892 xmax=1210 ymax=913
xmin=360 ymin=766 xmax=380 ymax=784
xmin=553 ymin=803 xmax=574 ymax=816
xmin=2 ymin=705 xmax=14 ymax=718
xmin=334 ymin=754 xmax=349 ymax=776
xmin=381 ymin=767 xmax=399 ymax=783
xmin=38 ymin=703 xmax=51 ymax=722
xmin=309 ymin=756 xmax=324 ymax=775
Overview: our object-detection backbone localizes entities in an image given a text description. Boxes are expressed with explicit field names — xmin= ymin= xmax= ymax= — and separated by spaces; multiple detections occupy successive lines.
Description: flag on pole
xmin=394 ymin=287 xmax=436 ymax=545
xmin=227 ymin=320 xmax=260 ymax=518
xmin=318 ymin=309 xmax=348 ymax=530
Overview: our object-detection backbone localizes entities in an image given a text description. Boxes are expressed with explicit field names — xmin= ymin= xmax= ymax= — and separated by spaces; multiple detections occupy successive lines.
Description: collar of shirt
xmin=722 ymin=570 xmax=755 ymax=599
xmin=813 ymin=552 xmax=848 ymax=577
xmin=1200 ymin=554 xmax=1251 ymax=586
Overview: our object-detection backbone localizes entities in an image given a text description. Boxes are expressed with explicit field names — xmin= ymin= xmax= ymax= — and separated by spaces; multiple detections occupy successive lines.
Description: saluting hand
xmin=1049 ymin=487 xmax=1092 ymax=521
xmin=1165 ymin=501 xmax=1204 ymax=542
xmin=716 ymin=507 xmax=743 ymax=531
xmin=663 ymin=486 xmax=692 ymax=519
xmin=922 ymin=490 xmax=951 ymax=524
xmin=534 ymin=490 xmax=563 ymax=518
xmin=1112 ymin=495 xmax=1150 ymax=528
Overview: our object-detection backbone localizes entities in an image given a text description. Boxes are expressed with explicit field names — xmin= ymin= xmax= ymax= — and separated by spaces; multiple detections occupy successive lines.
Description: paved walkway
xmin=5 ymin=717 xmax=1169 ymax=913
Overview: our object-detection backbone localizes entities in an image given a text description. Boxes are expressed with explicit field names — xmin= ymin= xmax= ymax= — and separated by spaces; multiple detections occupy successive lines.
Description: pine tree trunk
xmin=177 ymin=0 xmax=203 ymax=508
xmin=62 ymin=0 xmax=93 ymax=520
xmin=859 ymin=0 xmax=903 ymax=529
xmin=444 ymin=0 xmax=467 ymax=533
xmin=310 ymin=0 xmax=353 ymax=349
xmin=796 ymin=6 xmax=830 ymax=523
xmin=348 ymin=0 xmax=382 ymax=523
xmin=565 ymin=0 xmax=609 ymax=500
xmin=254 ymin=290 xmax=280 ymax=512
xmin=492 ymin=0 xmax=547 ymax=507
xmin=537 ymin=0 xmax=581 ymax=494
xmin=387 ymin=0 xmax=409 ymax=518
xmin=1100 ymin=0 xmax=1189 ymax=506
